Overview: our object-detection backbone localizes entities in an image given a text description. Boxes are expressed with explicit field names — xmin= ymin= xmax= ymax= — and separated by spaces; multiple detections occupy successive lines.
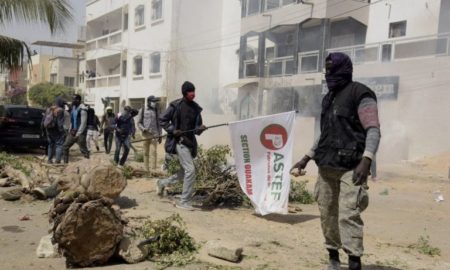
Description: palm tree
xmin=0 ymin=0 xmax=73 ymax=71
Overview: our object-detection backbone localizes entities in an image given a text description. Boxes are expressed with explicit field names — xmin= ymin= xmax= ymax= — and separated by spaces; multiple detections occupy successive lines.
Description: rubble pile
xmin=50 ymin=192 xmax=125 ymax=267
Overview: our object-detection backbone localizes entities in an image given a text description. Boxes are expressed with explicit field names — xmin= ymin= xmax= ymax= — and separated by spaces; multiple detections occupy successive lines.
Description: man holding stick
xmin=157 ymin=81 xmax=207 ymax=211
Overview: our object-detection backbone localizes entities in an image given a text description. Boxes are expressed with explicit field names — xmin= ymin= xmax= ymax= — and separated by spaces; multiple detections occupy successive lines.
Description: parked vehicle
xmin=0 ymin=105 xmax=47 ymax=148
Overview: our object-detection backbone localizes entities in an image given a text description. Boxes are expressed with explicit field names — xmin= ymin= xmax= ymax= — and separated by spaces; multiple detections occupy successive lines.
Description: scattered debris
xmin=379 ymin=188 xmax=389 ymax=196
xmin=118 ymin=236 xmax=149 ymax=264
xmin=432 ymin=191 xmax=444 ymax=202
xmin=18 ymin=214 xmax=31 ymax=221
xmin=166 ymin=145 xmax=247 ymax=207
xmin=1 ymin=188 xmax=23 ymax=201
xmin=206 ymin=240 xmax=243 ymax=263
xmin=0 ymin=177 xmax=13 ymax=187
xmin=36 ymin=234 xmax=58 ymax=258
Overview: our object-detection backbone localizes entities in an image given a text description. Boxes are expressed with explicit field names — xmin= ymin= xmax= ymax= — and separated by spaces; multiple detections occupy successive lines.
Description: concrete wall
xmin=49 ymin=58 xmax=78 ymax=86
xmin=354 ymin=56 xmax=450 ymax=161
xmin=172 ymin=0 xmax=240 ymax=113
xmin=366 ymin=0 xmax=441 ymax=43
xmin=86 ymin=0 xmax=125 ymax=22
xmin=27 ymin=55 xmax=51 ymax=87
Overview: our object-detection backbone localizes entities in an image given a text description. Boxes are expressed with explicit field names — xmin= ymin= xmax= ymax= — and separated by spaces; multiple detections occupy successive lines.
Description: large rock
xmin=206 ymin=241 xmax=243 ymax=263
xmin=53 ymin=197 xmax=124 ymax=267
xmin=58 ymin=158 xmax=126 ymax=199
xmin=118 ymin=236 xmax=149 ymax=264
xmin=36 ymin=234 xmax=58 ymax=258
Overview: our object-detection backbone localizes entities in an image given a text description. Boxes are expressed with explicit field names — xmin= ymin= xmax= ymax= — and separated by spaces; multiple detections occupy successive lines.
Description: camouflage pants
xmin=314 ymin=167 xmax=369 ymax=257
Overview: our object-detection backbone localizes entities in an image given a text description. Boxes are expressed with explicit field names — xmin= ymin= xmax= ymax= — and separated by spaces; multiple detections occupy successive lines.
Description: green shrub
xmin=289 ymin=180 xmax=315 ymax=204
xmin=139 ymin=214 xmax=197 ymax=268
xmin=29 ymin=82 xmax=74 ymax=108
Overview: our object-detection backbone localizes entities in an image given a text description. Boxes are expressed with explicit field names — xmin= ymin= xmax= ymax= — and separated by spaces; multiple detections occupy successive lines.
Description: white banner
xmin=229 ymin=111 xmax=295 ymax=215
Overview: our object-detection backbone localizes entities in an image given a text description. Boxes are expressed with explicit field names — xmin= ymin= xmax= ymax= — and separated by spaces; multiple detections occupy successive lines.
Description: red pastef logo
xmin=260 ymin=124 xmax=288 ymax=150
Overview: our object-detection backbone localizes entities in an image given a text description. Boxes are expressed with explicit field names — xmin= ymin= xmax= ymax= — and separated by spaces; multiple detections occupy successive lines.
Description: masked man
xmin=292 ymin=53 xmax=381 ymax=270
xmin=138 ymin=95 xmax=162 ymax=172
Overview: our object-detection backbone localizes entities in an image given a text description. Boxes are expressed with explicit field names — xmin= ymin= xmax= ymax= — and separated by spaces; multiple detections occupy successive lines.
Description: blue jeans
xmin=159 ymin=143 xmax=196 ymax=203
xmin=114 ymin=135 xmax=131 ymax=166
xmin=47 ymin=132 xmax=65 ymax=163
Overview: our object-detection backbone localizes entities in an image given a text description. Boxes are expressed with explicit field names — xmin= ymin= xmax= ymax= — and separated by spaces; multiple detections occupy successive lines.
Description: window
xmin=135 ymin=5 xmax=145 ymax=28
xmin=266 ymin=0 xmax=295 ymax=10
xmin=389 ymin=21 xmax=407 ymax=38
xmin=150 ymin=52 xmax=161 ymax=74
xmin=50 ymin=73 xmax=57 ymax=84
xmin=133 ymin=56 xmax=143 ymax=76
xmin=266 ymin=0 xmax=280 ymax=10
xmin=282 ymin=0 xmax=296 ymax=5
xmin=79 ymin=74 xmax=84 ymax=84
xmin=64 ymin=77 xmax=75 ymax=87
xmin=122 ymin=60 xmax=127 ymax=77
xmin=123 ymin=12 xmax=129 ymax=30
xmin=151 ymin=0 xmax=163 ymax=21
xmin=246 ymin=0 xmax=260 ymax=16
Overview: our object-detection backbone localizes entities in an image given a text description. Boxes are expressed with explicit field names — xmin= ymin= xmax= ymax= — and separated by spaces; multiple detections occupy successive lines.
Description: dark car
xmin=0 ymin=105 xmax=47 ymax=149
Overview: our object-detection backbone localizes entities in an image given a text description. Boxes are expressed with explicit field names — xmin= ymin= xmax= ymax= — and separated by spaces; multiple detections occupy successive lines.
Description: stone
xmin=206 ymin=241 xmax=243 ymax=263
xmin=57 ymin=159 xmax=126 ymax=199
xmin=53 ymin=199 xmax=124 ymax=267
xmin=118 ymin=236 xmax=149 ymax=264
xmin=0 ymin=177 xmax=10 ymax=187
xmin=1 ymin=188 xmax=23 ymax=201
xmin=36 ymin=234 xmax=58 ymax=258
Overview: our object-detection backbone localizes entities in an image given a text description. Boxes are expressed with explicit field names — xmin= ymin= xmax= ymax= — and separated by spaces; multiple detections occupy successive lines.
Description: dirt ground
xmin=0 ymin=148 xmax=449 ymax=270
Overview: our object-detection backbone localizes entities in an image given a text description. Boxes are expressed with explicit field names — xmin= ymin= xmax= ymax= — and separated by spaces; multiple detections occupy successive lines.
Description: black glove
xmin=173 ymin=129 xmax=182 ymax=138
xmin=158 ymin=137 xmax=162 ymax=144
xmin=290 ymin=155 xmax=311 ymax=176
xmin=353 ymin=157 xmax=372 ymax=185
xmin=196 ymin=125 xmax=207 ymax=135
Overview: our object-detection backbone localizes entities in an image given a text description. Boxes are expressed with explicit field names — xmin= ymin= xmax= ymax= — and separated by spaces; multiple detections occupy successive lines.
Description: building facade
xmin=84 ymin=0 xmax=240 ymax=115
xmin=236 ymin=0 xmax=450 ymax=161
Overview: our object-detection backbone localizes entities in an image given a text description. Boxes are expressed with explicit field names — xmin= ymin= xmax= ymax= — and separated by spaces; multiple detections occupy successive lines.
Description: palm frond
xmin=0 ymin=0 xmax=73 ymax=33
xmin=0 ymin=34 xmax=31 ymax=71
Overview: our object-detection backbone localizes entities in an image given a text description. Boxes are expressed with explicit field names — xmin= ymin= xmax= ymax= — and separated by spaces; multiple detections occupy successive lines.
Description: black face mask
xmin=325 ymin=53 xmax=353 ymax=93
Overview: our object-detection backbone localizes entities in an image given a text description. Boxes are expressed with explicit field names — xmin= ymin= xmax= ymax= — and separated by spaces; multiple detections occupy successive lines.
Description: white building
xmin=49 ymin=56 xmax=79 ymax=88
xmin=236 ymin=0 xmax=450 ymax=161
xmin=84 ymin=0 xmax=241 ymax=115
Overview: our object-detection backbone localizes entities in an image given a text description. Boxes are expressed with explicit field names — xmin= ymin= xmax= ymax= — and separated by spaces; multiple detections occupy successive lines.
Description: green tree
xmin=29 ymin=82 xmax=74 ymax=108
xmin=0 ymin=0 xmax=72 ymax=71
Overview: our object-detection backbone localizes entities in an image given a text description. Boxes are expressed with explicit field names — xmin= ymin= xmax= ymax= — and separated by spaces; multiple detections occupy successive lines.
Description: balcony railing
xmin=86 ymin=30 xmax=122 ymax=51
xmin=325 ymin=32 xmax=450 ymax=65
xmin=266 ymin=56 xmax=294 ymax=77
xmin=86 ymin=74 xmax=120 ymax=89
xmin=241 ymin=32 xmax=450 ymax=78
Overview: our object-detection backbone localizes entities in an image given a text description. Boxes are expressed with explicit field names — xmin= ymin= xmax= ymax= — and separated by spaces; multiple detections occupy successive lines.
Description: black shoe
xmin=327 ymin=249 xmax=341 ymax=270
xmin=348 ymin=256 xmax=361 ymax=270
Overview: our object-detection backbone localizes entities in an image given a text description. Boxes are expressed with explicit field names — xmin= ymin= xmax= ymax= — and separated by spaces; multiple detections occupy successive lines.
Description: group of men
xmin=42 ymin=94 xmax=142 ymax=167
xmin=41 ymin=52 xmax=380 ymax=270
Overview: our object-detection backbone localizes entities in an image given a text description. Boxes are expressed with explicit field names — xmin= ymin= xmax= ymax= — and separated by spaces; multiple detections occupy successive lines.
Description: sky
xmin=0 ymin=0 xmax=85 ymax=56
